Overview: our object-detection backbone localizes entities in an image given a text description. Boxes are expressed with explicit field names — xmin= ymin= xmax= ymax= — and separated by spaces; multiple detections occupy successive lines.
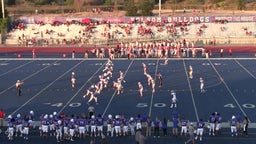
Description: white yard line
xmin=102 ymin=59 xmax=134 ymax=117
xmin=58 ymin=61 xmax=106 ymax=114
xmin=9 ymin=60 xmax=84 ymax=116
xmin=183 ymin=59 xmax=199 ymax=121
xmin=148 ymin=59 xmax=159 ymax=117
xmin=234 ymin=59 xmax=256 ymax=80
xmin=0 ymin=61 xmax=33 ymax=77
xmin=0 ymin=61 xmax=58 ymax=95
xmin=207 ymin=59 xmax=248 ymax=117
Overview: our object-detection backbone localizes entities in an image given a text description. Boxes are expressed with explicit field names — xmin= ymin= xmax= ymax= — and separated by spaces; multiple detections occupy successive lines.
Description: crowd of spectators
xmin=6 ymin=17 xmax=255 ymax=47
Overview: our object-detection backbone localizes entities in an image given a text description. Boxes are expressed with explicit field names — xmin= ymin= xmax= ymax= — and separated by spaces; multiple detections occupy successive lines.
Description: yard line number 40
xmin=136 ymin=103 xmax=256 ymax=109
xmin=46 ymin=102 xmax=255 ymax=109
xmin=224 ymin=103 xmax=255 ymax=109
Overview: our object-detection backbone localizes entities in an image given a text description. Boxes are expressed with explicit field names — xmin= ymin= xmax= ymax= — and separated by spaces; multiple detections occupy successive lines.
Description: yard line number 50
xmin=136 ymin=103 xmax=166 ymax=108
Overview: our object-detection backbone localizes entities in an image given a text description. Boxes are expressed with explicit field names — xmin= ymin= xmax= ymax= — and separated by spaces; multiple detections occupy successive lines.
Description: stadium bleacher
xmin=5 ymin=17 xmax=256 ymax=46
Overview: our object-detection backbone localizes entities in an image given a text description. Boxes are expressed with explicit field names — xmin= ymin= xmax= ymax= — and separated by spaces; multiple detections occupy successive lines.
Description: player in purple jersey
xmin=55 ymin=120 xmax=62 ymax=142
xmin=41 ymin=114 xmax=49 ymax=137
xmin=114 ymin=115 xmax=121 ymax=137
xmin=63 ymin=116 xmax=70 ymax=140
xmin=96 ymin=114 xmax=104 ymax=137
xmin=28 ymin=111 xmax=36 ymax=129
xmin=90 ymin=115 xmax=97 ymax=137
xmin=215 ymin=113 xmax=222 ymax=135
xmin=77 ymin=116 xmax=86 ymax=139
xmin=136 ymin=114 xmax=142 ymax=130
xmin=106 ymin=114 xmax=114 ymax=137
xmin=84 ymin=85 xmax=95 ymax=98
xmin=209 ymin=112 xmax=216 ymax=136
xmin=195 ymin=119 xmax=205 ymax=141
xmin=180 ymin=117 xmax=189 ymax=137
xmin=48 ymin=115 xmax=55 ymax=136
xmin=15 ymin=114 xmax=23 ymax=137
xmin=230 ymin=116 xmax=238 ymax=137
xmin=129 ymin=117 xmax=136 ymax=136
xmin=122 ymin=115 xmax=129 ymax=136
xmin=7 ymin=115 xmax=15 ymax=140
xmin=68 ymin=119 xmax=75 ymax=141
xmin=22 ymin=117 xmax=30 ymax=140
xmin=84 ymin=116 xmax=90 ymax=135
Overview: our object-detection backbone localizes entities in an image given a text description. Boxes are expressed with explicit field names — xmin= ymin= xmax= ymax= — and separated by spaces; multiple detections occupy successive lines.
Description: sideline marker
xmin=63 ymin=53 xmax=66 ymax=58
xmin=17 ymin=53 xmax=21 ymax=58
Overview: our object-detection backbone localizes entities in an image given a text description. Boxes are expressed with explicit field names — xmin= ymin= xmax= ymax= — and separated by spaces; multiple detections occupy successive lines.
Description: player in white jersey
xmin=151 ymin=79 xmax=155 ymax=93
xmin=142 ymin=62 xmax=147 ymax=74
xmin=170 ymin=96 xmax=177 ymax=108
xmin=119 ymin=71 xmax=124 ymax=80
xmin=200 ymin=77 xmax=205 ymax=93
xmin=164 ymin=57 xmax=168 ymax=65
xmin=170 ymin=90 xmax=177 ymax=108
xmin=189 ymin=65 xmax=193 ymax=79
xmin=138 ymin=82 xmax=143 ymax=97
xmin=71 ymin=74 xmax=76 ymax=89
xmin=146 ymin=74 xmax=153 ymax=86
xmin=113 ymin=80 xmax=123 ymax=95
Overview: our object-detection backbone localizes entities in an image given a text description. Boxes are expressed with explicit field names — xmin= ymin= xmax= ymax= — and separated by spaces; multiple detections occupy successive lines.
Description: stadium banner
xmin=18 ymin=16 xmax=256 ymax=24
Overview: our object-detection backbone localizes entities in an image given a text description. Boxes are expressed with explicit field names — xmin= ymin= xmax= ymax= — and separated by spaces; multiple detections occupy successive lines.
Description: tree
xmin=0 ymin=0 xmax=9 ymax=34
xmin=190 ymin=0 xmax=205 ymax=4
xmin=138 ymin=0 xmax=154 ymax=16
xmin=104 ymin=0 xmax=113 ymax=5
xmin=73 ymin=0 xmax=84 ymax=12
xmin=7 ymin=0 xmax=16 ymax=5
xmin=125 ymin=0 xmax=138 ymax=16
xmin=237 ymin=0 xmax=245 ymax=10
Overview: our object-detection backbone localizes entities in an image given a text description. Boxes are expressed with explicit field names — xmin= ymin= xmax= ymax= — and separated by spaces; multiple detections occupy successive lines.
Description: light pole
xmin=159 ymin=0 xmax=161 ymax=17
xmin=1 ymin=0 xmax=5 ymax=19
